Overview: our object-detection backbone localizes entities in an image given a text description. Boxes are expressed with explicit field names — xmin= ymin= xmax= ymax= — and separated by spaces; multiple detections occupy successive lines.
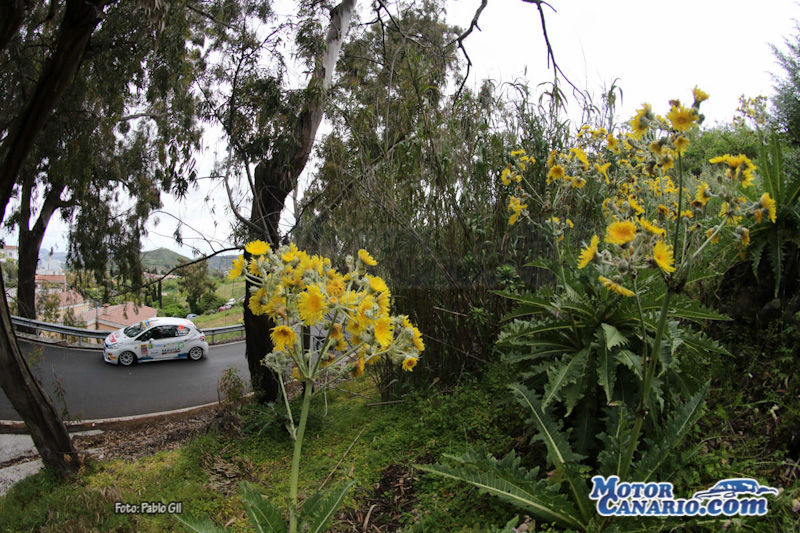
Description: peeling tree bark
xmin=244 ymin=0 xmax=357 ymax=403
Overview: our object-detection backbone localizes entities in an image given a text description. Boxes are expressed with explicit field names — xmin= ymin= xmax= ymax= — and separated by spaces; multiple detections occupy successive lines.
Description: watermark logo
xmin=589 ymin=476 xmax=779 ymax=517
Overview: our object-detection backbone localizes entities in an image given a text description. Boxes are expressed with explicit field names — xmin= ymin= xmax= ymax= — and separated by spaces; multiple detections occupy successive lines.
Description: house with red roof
xmin=81 ymin=302 xmax=158 ymax=331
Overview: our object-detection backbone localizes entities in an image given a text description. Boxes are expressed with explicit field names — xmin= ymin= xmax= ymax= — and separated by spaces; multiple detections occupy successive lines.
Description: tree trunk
xmin=16 ymin=226 xmax=46 ymax=320
xmin=243 ymin=0 xmax=357 ymax=402
xmin=0 ymin=275 xmax=78 ymax=478
xmin=0 ymin=0 xmax=110 ymax=219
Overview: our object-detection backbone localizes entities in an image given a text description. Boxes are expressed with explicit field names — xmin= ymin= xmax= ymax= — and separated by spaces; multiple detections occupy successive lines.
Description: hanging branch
xmin=450 ymin=0 xmax=581 ymax=103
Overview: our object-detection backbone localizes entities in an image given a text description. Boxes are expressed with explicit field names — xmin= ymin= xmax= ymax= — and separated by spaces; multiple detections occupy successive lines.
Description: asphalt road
xmin=0 ymin=340 xmax=252 ymax=421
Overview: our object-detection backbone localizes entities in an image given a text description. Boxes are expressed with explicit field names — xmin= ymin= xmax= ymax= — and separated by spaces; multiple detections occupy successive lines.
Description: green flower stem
xmin=289 ymin=378 xmax=314 ymax=533
xmin=632 ymin=277 xmax=648 ymax=365
xmin=278 ymin=377 xmax=297 ymax=439
xmin=618 ymin=288 xmax=673 ymax=481
xmin=673 ymin=153 xmax=686 ymax=263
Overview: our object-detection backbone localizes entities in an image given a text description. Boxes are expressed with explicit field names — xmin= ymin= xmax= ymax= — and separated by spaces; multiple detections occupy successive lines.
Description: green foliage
xmin=198 ymin=293 xmax=226 ymax=315
xmin=496 ymin=268 xmax=726 ymax=455
xmin=297 ymin=3 xmax=576 ymax=394
xmin=176 ymin=260 xmax=216 ymax=315
xmin=160 ymin=303 xmax=189 ymax=318
xmin=772 ymin=23 xmax=800 ymax=147
xmin=745 ymin=131 xmax=800 ymax=298
xmin=422 ymin=381 xmax=711 ymax=532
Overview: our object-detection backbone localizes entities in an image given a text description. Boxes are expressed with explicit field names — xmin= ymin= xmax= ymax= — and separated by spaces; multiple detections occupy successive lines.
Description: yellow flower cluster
xmin=501 ymin=88 xmax=777 ymax=299
xmin=228 ymin=243 xmax=423 ymax=381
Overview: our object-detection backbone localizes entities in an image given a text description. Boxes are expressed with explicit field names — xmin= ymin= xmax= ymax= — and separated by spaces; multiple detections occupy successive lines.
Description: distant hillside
xmin=207 ymin=254 xmax=238 ymax=273
xmin=141 ymin=248 xmax=190 ymax=273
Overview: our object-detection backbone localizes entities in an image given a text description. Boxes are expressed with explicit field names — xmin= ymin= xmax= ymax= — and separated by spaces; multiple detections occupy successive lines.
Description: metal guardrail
xmin=9 ymin=315 xmax=245 ymax=347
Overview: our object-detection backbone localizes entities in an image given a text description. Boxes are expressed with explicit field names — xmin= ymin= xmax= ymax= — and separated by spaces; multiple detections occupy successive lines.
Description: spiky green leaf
xmin=417 ymin=451 xmax=587 ymax=531
xmin=298 ymin=481 xmax=356 ymax=533
xmin=239 ymin=483 xmax=286 ymax=533
xmin=173 ymin=514 xmax=228 ymax=533
xmin=542 ymin=349 xmax=590 ymax=409
xmin=635 ymin=381 xmax=709 ymax=482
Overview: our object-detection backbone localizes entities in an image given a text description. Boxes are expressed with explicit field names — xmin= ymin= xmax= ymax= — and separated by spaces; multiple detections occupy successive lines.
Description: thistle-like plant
xmin=422 ymin=89 xmax=777 ymax=530
xmin=177 ymin=242 xmax=423 ymax=533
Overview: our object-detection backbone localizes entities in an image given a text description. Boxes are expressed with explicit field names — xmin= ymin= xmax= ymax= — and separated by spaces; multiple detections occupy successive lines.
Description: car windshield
xmin=123 ymin=322 xmax=146 ymax=337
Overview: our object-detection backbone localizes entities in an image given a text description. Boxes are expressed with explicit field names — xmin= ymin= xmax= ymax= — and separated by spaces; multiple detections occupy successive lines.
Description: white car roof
xmin=140 ymin=317 xmax=197 ymax=328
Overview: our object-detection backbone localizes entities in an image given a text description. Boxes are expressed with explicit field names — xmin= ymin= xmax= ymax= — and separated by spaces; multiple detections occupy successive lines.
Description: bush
xmin=159 ymin=303 xmax=189 ymax=318
xmin=198 ymin=292 xmax=225 ymax=314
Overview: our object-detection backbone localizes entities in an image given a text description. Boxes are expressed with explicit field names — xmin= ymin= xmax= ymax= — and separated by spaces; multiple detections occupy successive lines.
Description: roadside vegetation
xmin=3 ymin=2 xmax=800 ymax=532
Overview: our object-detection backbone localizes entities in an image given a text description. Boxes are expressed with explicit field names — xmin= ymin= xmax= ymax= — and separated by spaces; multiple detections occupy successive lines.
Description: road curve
xmin=0 ymin=340 xmax=252 ymax=421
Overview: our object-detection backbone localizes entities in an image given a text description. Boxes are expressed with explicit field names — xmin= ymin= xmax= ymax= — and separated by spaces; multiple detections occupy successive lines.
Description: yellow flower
xmin=692 ymin=86 xmax=709 ymax=105
xmin=358 ymin=249 xmax=377 ymax=266
xmin=706 ymin=228 xmax=720 ymax=244
xmin=264 ymin=294 xmax=287 ymax=320
xmin=638 ymin=217 xmax=666 ymax=237
xmin=595 ymin=162 xmax=611 ymax=183
xmin=759 ymin=193 xmax=777 ymax=223
xmin=577 ymin=235 xmax=599 ymax=269
xmin=245 ymin=240 xmax=270 ymax=256
xmin=373 ymin=316 xmax=393 ymax=348
xmin=693 ymin=182 xmax=712 ymax=207
xmin=571 ymin=147 xmax=590 ymax=169
xmin=291 ymin=367 xmax=303 ymax=381
xmin=281 ymin=267 xmax=304 ymax=287
xmin=298 ymin=284 xmax=327 ymax=325
xmin=607 ymin=134 xmax=620 ymax=153
xmin=653 ymin=241 xmax=676 ymax=274
xmin=510 ymin=149 xmax=526 ymax=157
xmin=666 ymin=104 xmax=697 ymax=132
xmin=271 ymin=325 xmax=297 ymax=352
xmin=248 ymin=288 xmax=269 ymax=315
xmin=598 ymin=276 xmax=635 ymax=298
xmin=326 ymin=274 xmax=346 ymax=297
xmin=402 ymin=357 xmax=418 ymax=372
xmin=546 ymin=150 xmax=557 ymax=168
xmin=627 ymin=195 xmax=645 ymax=215
xmin=281 ymin=243 xmax=299 ymax=262
xmin=681 ymin=210 xmax=694 ymax=219
xmin=352 ymin=356 xmax=365 ymax=378
xmin=674 ymin=135 xmax=690 ymax=154
xmin=605 ymin=221 xmax=637 ymax=245
xmin=739 ymin=227 xmax=750 ymax=246
xmin=630 ymin=103 xmax=652 ymax=139
xmin=247 ymin=258 xmax=261 ymax=276
xmin=227 ymin=255 xmax=245 ymax=279
xmin=501 ymin=166 xmax=513 ymax=186
xmin=376 ymin=290 xmax=391 ymax=316
xmin=367 ymin=275 xmax=389 ymax=294
xmin=547 ymin=164 xmax=565 ymax=181
xmin=508 ymin=196 xmax=528 ymax=226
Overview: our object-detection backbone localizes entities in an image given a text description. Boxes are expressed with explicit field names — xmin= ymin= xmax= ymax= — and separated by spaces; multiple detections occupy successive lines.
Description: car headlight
xmin=106 ymin=343 xmax=120 ymax=349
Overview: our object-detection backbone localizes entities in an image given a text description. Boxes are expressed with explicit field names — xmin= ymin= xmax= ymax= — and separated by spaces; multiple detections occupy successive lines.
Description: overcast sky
xmin=30 ymin=0 xmax=800 ymax=258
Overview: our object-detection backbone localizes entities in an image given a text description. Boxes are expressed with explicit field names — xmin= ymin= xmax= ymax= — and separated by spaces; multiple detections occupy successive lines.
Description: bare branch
xmin=111 ymin=246 xmax=240 ymax=298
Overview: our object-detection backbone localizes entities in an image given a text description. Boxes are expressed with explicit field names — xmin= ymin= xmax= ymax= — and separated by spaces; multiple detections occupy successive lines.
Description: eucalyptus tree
xmin=0 ymin=0 xmax=197 ymax=478
xmin=294 ymin=1 xmax=578 ymax=392
xmin=2 ymin=1 xmax=202 ymax=320
xmin=198 ymin=0 xmax=358 ymax=402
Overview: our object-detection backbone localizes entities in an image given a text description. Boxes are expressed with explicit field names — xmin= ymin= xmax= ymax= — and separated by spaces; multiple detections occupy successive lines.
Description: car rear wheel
xmin=188 ymin=346 xmax=204 ymax=361
xmin=118 ymin=351 xmax=136 ymax=366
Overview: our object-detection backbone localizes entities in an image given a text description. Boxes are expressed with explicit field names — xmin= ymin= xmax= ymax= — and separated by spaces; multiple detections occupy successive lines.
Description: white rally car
xmin=103 ymin=317 xmax=208 ymax=366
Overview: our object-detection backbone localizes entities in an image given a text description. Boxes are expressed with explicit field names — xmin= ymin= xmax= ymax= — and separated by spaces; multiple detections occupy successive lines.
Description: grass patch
xmin=0 ymin=369 xmax=524 ymax=532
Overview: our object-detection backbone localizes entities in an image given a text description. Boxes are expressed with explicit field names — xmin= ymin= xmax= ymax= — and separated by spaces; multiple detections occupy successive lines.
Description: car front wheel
xmin=118 ymin=351 xmax=136 ymax=366
xmin=188 ymin=346 xmax=204 ymax=361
